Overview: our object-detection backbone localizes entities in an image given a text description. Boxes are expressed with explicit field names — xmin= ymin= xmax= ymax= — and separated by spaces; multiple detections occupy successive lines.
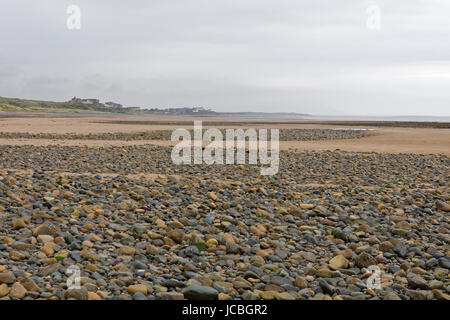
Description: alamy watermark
xmin=366 ymin=265 xmax=382 ymax=290
xmin=67 ymin=5 xmax=81 ymax=30
xmin=366 ymin=4 xmax=381 ymax=30
xmin=66 ymin=265 xmax=81 ymax=290
xmin=171 ymin=121 xmax=279 ymax=175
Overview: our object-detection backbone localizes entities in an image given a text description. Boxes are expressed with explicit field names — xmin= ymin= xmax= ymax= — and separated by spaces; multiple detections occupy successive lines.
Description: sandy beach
xmin=0 ymin=116 xmax=448 ymax=155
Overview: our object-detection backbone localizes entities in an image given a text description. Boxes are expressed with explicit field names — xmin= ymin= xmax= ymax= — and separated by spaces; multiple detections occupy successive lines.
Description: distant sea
xmin=307 ymin=115 xmax=450 ymax=122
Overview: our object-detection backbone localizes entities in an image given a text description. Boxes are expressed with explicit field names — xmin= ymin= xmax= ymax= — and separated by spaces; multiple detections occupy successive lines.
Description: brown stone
xmin=355 ymin=252 xmax=377 ymax=268
xmin=13 ymin=218 xmax=27 ymax=230
xmin=379 ymin=241 xmax=394 ymax=252
xmin=33 ymin=222 xmax=59 ymax=236
xmin=128 ymin=284 xmax=148 ymax=295
xmin=10 ymin=282 xmax=27 ymax=299
xmin=37 ymin=235 xmax=54 ymax=244
xmin=0 ymin=283 xmax=10 ymax=297
xmin=88 ymin=292 xmax=102 ymax=300
xmin=0 ymin=272 xmax=16 ymax=284
xmin=168 ymin=229 xmax=184 ymax=243
xmin=329 ymin=254 xmax=349 ymax=270
xmin=38 ymin=263 xmax=62 ymax=276
xmin=207 ymin=192 xmax=217 ymax=201
xmin=10 ymin=251 xmax=26 ymax=261
xmin=293 ymin=276 xmax=308 ymax=289
xmin=118 ymin=246 xmax=135 ymax=256
xmin=21 ymin=278 xmax=39 ymax=292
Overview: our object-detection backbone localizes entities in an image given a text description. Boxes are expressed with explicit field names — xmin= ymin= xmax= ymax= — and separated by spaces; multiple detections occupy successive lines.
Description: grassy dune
xmin=0 ymin=96 xmax=129 ymax=114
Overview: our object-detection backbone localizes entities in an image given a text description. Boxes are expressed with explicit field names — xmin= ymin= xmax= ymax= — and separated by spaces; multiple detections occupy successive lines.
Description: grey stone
xmin=182 ymin=285 xmax=218 ymax=300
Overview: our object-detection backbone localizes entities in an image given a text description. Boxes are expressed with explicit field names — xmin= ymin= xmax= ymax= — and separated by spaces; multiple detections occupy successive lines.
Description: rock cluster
xmin=0 ymin=128 xmax=370 ymax=142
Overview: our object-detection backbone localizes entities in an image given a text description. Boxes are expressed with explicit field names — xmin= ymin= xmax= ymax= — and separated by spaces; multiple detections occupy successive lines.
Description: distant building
xmin=192 ymin=107 xmax=207 ymax=113
xmin=142 ymin=106 xmax=213 ymax=115
xmin=68 ymin=96 xmax=83 ymax=104
xmin=68 ymin=97 xmax=100 ymax=105
xmin=82 ymin=98 xmax=100 ymax=105
xmin=105 ymin=101 xmax=123 ymax=109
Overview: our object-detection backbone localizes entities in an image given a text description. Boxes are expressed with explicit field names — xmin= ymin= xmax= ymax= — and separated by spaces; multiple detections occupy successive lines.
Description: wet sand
xmin=0 ymin=116 xmax=448 ymax=155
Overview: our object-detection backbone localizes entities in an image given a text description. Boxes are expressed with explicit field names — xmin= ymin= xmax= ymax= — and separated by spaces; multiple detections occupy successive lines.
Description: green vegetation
xmin=331 ymin=228 xmax=349 ymax=243
xmin=0 ymin=96 xmax=136 ymax=114
xmin=193 ymin=241 xmax=206 ymax=251
xmin=0 ymin=96 xmax=219 ymax=115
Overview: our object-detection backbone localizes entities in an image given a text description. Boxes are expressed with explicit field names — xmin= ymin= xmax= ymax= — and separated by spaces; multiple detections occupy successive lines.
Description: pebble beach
xmin=0 ymin=118 xmax=448 ymax=301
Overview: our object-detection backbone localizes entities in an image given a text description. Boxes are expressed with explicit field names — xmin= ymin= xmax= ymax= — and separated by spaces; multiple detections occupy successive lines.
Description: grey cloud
xmin=0 ymin=0 xmax=449 ymax=115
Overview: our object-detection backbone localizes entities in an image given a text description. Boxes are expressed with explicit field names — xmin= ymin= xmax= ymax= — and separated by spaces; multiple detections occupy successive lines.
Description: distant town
xmin=68 ymin=96 xmax=215 ymax=115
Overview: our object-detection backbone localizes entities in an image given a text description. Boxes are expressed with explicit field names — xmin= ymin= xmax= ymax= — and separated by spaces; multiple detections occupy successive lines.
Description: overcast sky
xmin=0 ymin=0 xmax=449 ymax=115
